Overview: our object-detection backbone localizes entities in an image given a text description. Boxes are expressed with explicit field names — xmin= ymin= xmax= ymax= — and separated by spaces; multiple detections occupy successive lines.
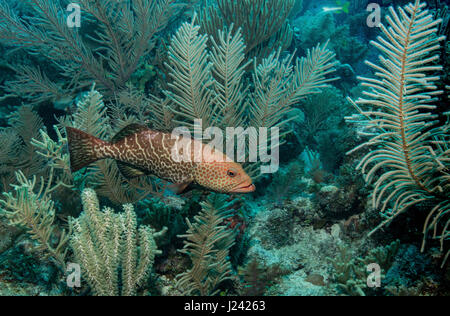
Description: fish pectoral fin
xmin=168 ymin=181 xmax=192 ymax=194
xmin=116 ymin=162 xmax=147 ymax=179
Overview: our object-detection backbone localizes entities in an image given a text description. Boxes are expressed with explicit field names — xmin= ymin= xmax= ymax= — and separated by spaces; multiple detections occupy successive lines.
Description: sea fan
xmin=346 ymin=0 xmax=449 ymax=264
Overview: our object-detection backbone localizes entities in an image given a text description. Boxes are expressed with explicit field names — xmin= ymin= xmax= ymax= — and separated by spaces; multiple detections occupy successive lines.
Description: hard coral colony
xmin=0 ymin=0 xmax=448 ymax=299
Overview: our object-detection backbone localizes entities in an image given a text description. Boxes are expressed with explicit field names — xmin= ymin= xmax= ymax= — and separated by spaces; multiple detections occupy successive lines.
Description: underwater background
xmin=0 ymin=0 xmax=449 ymax=296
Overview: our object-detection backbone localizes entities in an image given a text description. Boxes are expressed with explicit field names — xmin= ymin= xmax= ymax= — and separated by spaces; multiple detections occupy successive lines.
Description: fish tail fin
xmin=66 ymin=127 xmax=110 ymax=172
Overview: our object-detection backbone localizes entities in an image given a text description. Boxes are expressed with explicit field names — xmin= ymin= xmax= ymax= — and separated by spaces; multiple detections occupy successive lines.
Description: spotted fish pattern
xmin=66 ymin=124 xmax=256 ymax=194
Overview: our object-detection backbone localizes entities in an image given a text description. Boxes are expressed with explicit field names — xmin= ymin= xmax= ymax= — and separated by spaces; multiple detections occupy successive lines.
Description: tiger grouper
xmin=66 ymin=124 xmax=256 ymax=194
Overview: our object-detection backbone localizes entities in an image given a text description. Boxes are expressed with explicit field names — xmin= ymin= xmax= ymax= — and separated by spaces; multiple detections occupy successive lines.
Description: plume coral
xmin=346 ymin=0 xmax=449 ymax=265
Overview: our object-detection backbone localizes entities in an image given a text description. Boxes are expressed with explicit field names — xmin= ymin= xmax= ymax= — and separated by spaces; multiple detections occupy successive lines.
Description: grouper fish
xmin=66 ymin=124 xmax=256 ymax=194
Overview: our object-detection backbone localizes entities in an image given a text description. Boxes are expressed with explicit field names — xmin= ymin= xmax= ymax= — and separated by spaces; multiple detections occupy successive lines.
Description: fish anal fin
xmin=117 ymin=162 xmax=147 ymax=179
xmin=111 ymin=123 xmax=148 ymax=143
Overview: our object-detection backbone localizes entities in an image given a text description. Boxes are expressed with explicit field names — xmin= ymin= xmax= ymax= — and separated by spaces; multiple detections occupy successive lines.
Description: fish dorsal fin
xmin=116 ymin=161 xmax=147 ymax=179
xmin=111 ymin=123 xmax=148 ymax=144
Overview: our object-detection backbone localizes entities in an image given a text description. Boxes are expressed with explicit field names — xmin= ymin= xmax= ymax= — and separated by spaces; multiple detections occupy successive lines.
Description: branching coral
xmin=164 ymin=17 xmax=219 ymax=130
xmin=175 ymin=194 xmax=236 ymax=296
xmin=0 ymin=0 xmax=173 ymax=102
xmin=0 ymin=106 xmax=46 ymax=192
xmin=70 ymin=188 xmax=165 ymax=296
xmin=295 ymin=86 xmax=347 ymax=146
xmin=346 ymin=0 xmax=449 ymax=265
xmin=293 ymin=12 xmax=336 ymax=50
xmin=249 ymin=42 xmax=338 ymax=130
xmin=200 ymin=0 xmax=295 ymax=62
xmin=153 ymin=17 xmax=338 ymax=176
xmin=435 ymin=3 xmax=450 ymax=96
xmin=160 ymin=18 xmax=252 ymax=131
xmin=293 ymin=11 xmax=368 ymax=66
xmin=330 ymin=240 xmax=400 ymax=296
xmin=239 ymin=258 xmax=286 ymax=296
xmin=267 ymin=161 xmax=305 ymax=205
xmin=0 ymin=104 xmax=74 ymax=270
xmin=0 ymin=170 xmax=71 ymax=270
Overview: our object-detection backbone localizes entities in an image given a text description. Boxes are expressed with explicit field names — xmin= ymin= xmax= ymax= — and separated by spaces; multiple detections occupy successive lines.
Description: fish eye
xmin=227 ymin=170 xmax=237 ymax=178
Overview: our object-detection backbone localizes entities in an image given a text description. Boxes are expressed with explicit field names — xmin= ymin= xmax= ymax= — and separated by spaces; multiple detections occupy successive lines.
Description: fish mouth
xmin=230 ymin=183 xmax=256 ymax=193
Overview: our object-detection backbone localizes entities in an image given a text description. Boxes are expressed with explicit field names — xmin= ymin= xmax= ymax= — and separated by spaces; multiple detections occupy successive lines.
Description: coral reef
xmin=0 ymin=0 xmax=448 ymax=298
xmin=244 ymin=201 xmax=339 ymax=296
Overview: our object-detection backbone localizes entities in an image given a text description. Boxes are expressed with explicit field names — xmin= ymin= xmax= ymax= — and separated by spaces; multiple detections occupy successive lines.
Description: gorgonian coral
xmin=346 ymin=0 xmax=450 ymax=265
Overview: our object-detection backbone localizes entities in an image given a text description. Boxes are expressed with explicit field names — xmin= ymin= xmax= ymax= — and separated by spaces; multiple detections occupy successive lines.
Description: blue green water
xmin=0 ymin=0 xmax=448 ymax=297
